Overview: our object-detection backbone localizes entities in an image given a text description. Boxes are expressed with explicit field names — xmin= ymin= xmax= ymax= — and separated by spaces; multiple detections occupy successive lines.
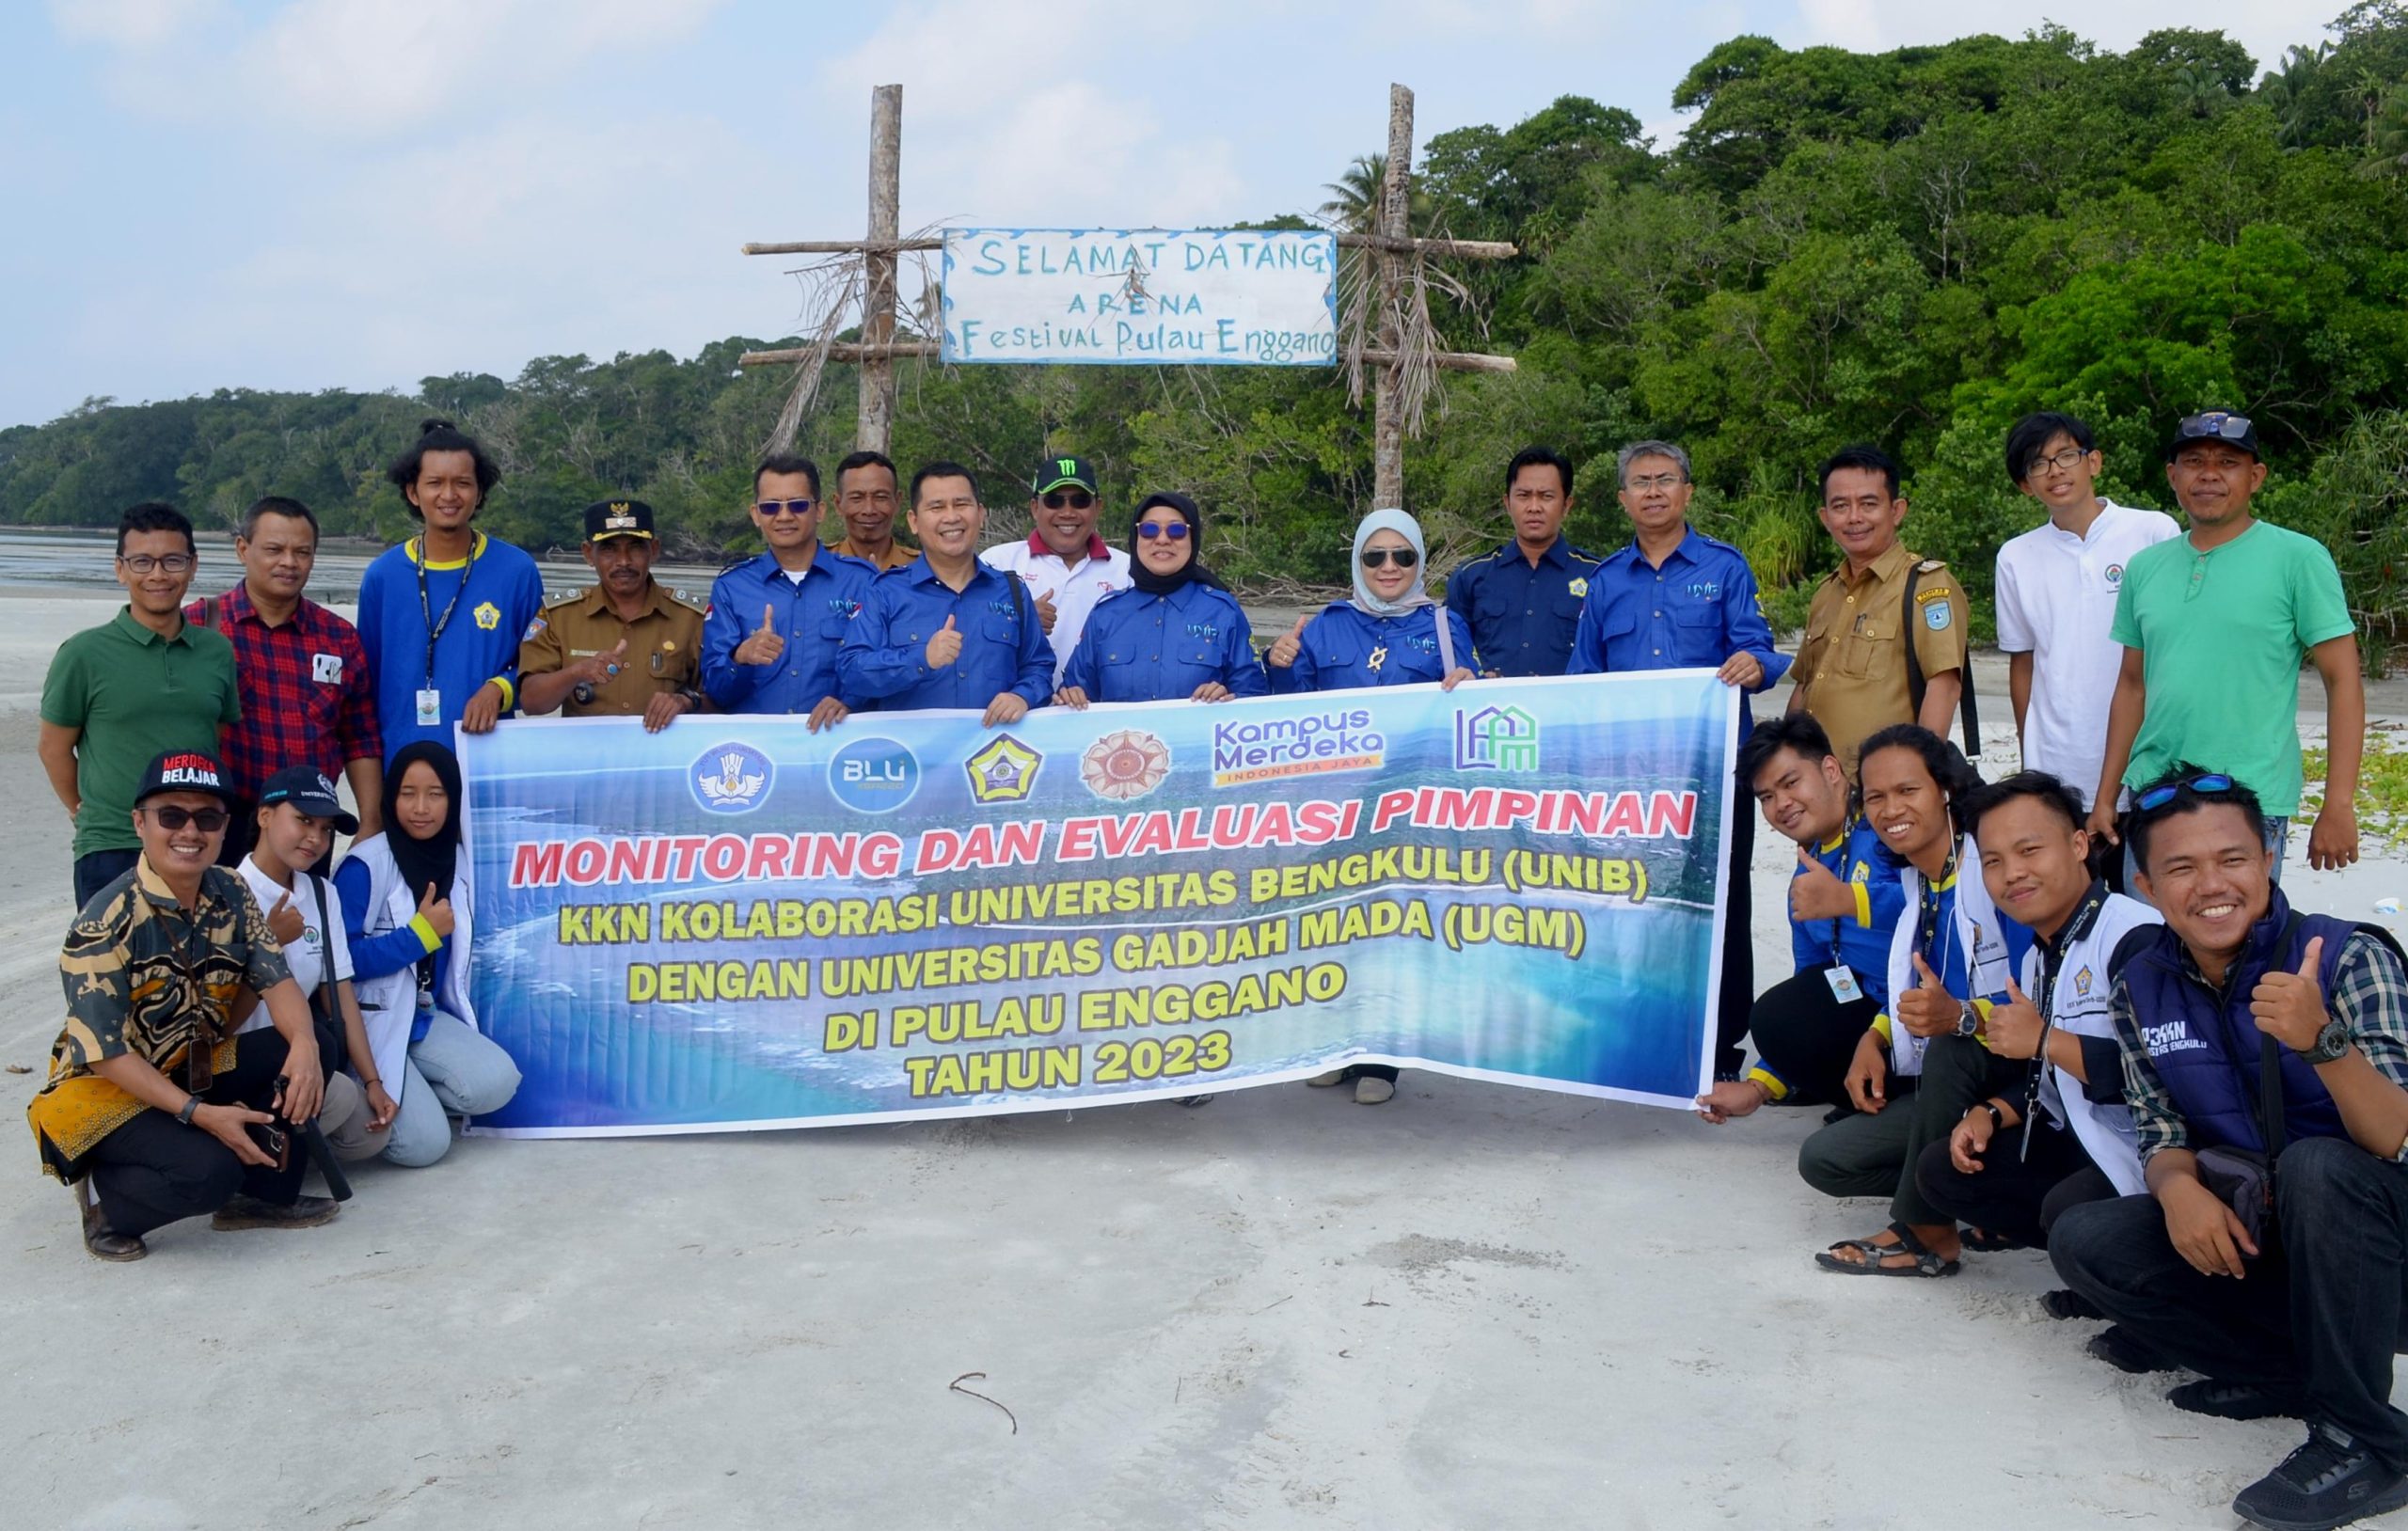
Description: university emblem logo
xmin=1081 ymin=730 xmax=1172 ymax=802
xmin=965 ymin=734 xmax=1043 ymax=805
xmin=474 ymin=601 xmax=500 ymax=630
xmin=693 ymin=742 xmax=772 ymax=813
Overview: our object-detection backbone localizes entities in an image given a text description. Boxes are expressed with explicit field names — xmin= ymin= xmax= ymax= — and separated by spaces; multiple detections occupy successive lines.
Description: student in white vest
xmin=331 ymin=740 xmax=519 ymax=1166
xmin=1914 ymin=771 xmax=2156 ymax=1283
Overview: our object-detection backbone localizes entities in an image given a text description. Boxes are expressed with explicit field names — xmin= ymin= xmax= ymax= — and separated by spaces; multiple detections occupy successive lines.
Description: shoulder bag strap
xmin=305 ymin=874 xmax=348 ymax=1074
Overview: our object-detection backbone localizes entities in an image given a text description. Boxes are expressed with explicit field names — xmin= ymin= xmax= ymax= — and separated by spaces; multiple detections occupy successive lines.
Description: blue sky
xmin=1 ymin=0 xmax=2323 ymax=430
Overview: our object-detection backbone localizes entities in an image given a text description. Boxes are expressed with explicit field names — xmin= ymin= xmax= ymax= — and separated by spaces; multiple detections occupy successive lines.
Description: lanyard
xmin=414 ymin=534 xmax=481 ymax=685
xmin=2021 ymin=882 xmax=2110 ymax=1158
xmin=1913 ymin=847 xmax=1959 ymax=986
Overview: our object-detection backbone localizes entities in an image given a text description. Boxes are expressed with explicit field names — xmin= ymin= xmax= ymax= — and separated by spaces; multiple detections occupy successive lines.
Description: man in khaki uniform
xmin=1786 ymin=446 xmax=1969 ymax=776
xmin=518 ymin=500 xmax=705 ymax=733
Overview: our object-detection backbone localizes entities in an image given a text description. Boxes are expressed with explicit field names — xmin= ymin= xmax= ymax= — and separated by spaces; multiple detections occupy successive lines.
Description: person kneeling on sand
xmin=1795 ymin=725 xmax=2033 ymax=1277
xmin=2050 ymin=768 xmax=2408 ymax=1531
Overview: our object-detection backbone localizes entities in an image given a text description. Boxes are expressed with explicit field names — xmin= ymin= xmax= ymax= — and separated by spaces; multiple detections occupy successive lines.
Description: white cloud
xmin=44 ymin=0 xmax=220 ymax=48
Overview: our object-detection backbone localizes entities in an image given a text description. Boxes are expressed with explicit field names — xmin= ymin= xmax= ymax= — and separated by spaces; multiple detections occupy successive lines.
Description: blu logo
xmin=828 ymin=736 xmax=922 ymax=813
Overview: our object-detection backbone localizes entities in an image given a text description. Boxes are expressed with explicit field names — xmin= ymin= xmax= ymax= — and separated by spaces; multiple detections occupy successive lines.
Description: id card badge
xmin=415 ymin=687 xmax=442 ymax=726
xmin=1824 ymin=965 xmax=1864 ymax=1004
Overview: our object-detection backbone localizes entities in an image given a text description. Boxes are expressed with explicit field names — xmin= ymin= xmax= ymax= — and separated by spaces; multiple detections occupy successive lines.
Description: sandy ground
xmin=5 ymin=594 xmax=2406 ymax=1531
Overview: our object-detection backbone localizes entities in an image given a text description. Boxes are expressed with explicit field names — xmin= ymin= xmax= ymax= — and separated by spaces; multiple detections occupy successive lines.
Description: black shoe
xmin=2170 ymin=1378 xmax=2307 ymax=1422
xmin=2233 ymin=1424 xmax=2408 ymax=1530
xmin=76 ymin=1184 xmax=145 ymax=1262
xmin=2040 ymin=1288 xmax=2105 ymax=1321
xmin=211 ymin=1193 xmax=340 ymax=1231
xmin=2087 ymin=1324 xmax=2177 ymax=1375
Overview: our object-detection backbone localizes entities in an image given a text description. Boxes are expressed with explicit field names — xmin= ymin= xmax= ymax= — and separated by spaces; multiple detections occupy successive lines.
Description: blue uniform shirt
xmin=1060 ymin=582 xmax=1268 ymax=702
xmin=1791 ymin=816 xmax=1907 ymax=1003
xmin=1567 ymin=528 xmax=1790 ymax=733
xmin=700 ymin=551 xmax=879 ymax=715
xmin=356 ymin=530 xmax=544 ymax=761
xmin=1444 ymin=536 xmax=1602 ymax=677
xmin=1266 ymin=602 xmax=1475 ymax=693
xmin=838 ymin=556 xmax=1054 ymax=712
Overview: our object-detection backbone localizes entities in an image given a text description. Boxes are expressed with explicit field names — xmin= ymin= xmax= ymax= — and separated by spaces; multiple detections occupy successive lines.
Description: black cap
xmin=257 ymin=765 xmax=360 ymax=835
xmin=2165 ymin=410 xmax=2259 ymax=462
xmin=584 ymin=499 xmax=657 ymax=542
xmin=1031 ymin=456 xmax=1097 ymax=495
xmin=136 ymin=748 xmax=240 ymax=809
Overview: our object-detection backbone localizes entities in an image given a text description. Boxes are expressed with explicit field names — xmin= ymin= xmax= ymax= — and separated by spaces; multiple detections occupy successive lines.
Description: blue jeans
xmin=2124 ymin=815 xmax=2289 ymax=907
xmin=383 ymin=1010 xmax=522 ymax=1168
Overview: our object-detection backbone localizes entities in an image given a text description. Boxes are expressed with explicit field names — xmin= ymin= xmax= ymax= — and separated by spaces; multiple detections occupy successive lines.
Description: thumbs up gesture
xmin=416 ymin=880 xmax=455 ymax=940
xmin=265 ymin=889 xmax=306 ymax=947
xmin=1894 ymin=951 xmax=1963 ymax=1038
xmin=2252 ymin=936 xmax=2337 ymax=1054
xmin=1267 ymin=614 xmax=1310 ymax=670
xmin=581 ymin=636 xmax=629 ymax=687
xmin=735 ymin=603 xmax=785 ymax=667
xmin=1789 ymin=846 xmax=1858 ymax=923
xmin=926 ymin=613 xmax=963 ymax=670
xmin=1986 ymin=972 xmax=2046 ymax=1060
xmin=1034 ymin=590 xmax=1059 ymax=635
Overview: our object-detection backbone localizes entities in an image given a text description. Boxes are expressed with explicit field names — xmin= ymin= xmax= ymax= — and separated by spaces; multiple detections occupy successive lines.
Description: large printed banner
xmin=940 ymin=228 xmax=1339 ymax=366
xmin=458 ymin=673 xmax=1735 ymax=1136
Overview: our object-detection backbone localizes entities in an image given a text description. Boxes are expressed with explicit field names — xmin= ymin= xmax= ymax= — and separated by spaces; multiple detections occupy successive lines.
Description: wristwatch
xmin=175 ymin=1096 xmax=202 ymax=1127
xmin=2301 ymin=1017 xmax=2353 ymax=1065
xmin=1954 ymin=999 xmax=1982 ymax=1038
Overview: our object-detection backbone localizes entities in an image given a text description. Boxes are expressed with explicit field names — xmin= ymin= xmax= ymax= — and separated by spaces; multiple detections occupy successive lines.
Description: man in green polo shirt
xmin=39 ymin=503 xmax=243 ymax=908
xmin=2089 ymin=410 xmax=2363 ymax=880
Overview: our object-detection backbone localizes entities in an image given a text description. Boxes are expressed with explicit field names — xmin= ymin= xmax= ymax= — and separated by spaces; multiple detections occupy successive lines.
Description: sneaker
xmin=2233 ymin=1423 xmax=2408 ymax=1531
xmin=2087 ymin=1324 xmax=2177 ymax=1375
xmin=75 ymin=1183 xmax=145 ymax=1263
xmin=211 ymin=1193 xmax=341 ymax=1231
xmin=2040 ymin=1287 xmax=2105 ymax=1321
xmin=2170 ymin=1378 xmax=2307 ymax=1422
xmin=1354 ymin=1075 xmax=1395 ymax=1105
xmin=1306 ymin=1068 xmax=1350 ymax=1087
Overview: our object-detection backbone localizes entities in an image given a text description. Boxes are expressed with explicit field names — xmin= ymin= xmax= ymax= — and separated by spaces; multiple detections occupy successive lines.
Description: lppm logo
xmin=1452 ymin=704 xmax=1540 ymax=771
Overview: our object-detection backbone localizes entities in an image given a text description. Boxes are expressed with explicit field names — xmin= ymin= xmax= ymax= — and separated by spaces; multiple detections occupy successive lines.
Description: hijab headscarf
xmin=1127 ymin=492 xmax=1226 ymax=596
xmin=383 ymin=739 xmax=464 ymax=908
xmin=1349 ymin=507 xmax=1433 ymax=617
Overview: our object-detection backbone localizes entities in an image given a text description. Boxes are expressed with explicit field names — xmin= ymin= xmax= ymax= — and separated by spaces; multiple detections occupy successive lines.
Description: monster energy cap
xmin=1030 ymin=456 xmax=1097 ymax=496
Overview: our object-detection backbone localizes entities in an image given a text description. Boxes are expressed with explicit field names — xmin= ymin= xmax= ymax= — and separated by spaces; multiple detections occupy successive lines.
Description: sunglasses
xmin=1042 ymin=491 xmax=1095 ymax=510
xmin=755 ymin=498 xmax=816 ymax=517
xmin=1136 ymin=522 xmax=1190 ymax=541
xmin=2178 ymin=412 xmax=2252 ymax=443
xmin=145 ymin=805 xmax=230 ymax=832
xmin=1359 ymin=547 xmax=1419 ymax=569
xmin=2133 ymin=772 xmax=2235 ymax=813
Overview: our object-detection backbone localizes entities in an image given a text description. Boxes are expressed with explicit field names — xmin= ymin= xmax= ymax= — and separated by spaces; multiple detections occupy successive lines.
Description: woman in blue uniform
xmin=1055 ymin=493 xmax=1265 ymax=707
xmin=1268 ymin=507 xmax=1475 ymax=1104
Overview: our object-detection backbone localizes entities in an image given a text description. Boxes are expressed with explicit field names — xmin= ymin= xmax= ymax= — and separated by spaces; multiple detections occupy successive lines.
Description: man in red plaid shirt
xmin=186 ymin=497 xmax=382 ymax=866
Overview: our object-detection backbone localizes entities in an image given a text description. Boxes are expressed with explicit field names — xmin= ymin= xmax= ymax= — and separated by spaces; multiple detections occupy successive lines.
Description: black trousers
xmin=1915 ymin=1116 xmax=2117 ymax=1248
xmin=84 ymin=1028 xmax=308 ymax=1239
xmin=2051 ymin=1136 xmax=2408 ymax=1466
xmin=71 ymin=848 xmax=141 ymax=911
xmin=1798 ymin=1034 xmax=2020 ymax=1227
xmin=1749 ymin=968 xmax=1881 ymax=1105
xmin=1715 ymin=803 xmax=1755 ymax=1078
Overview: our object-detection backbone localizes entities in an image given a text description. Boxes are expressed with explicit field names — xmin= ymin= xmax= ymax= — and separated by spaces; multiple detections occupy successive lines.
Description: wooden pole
xmin=1371 ymin=84 xmax=1413 ymax=510
xmin=858 ymin=84 xmax=903 ymax=456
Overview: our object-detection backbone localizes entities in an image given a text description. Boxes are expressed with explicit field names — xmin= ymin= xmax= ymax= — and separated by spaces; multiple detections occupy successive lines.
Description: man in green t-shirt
xmin=2089 ymin=410 xmax=2362 ymax=879
xmin=39 ymin=503 xmax=243 ymax=908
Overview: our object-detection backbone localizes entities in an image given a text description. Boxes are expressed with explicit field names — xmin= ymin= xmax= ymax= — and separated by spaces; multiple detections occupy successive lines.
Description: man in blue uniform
xmin=700 ymin=453 xmax=878 ymax=725
xmin=838 ymin=462 xmax=1053 ymax=724
xmin=1443 ymin=446 xmax=1600 ymax=677
xmin=1570 ymin=438 xmax=1789 ymax=1078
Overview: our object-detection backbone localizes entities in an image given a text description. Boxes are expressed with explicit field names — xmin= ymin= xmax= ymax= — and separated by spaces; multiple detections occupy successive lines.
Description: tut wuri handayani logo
xmin=1453 ymin=704 xmax=1541 ymax=771
xmin=964 ymin=734 xmax=1043 ymax=805
xmin=693 ymin=742 xmax=773 ymax=813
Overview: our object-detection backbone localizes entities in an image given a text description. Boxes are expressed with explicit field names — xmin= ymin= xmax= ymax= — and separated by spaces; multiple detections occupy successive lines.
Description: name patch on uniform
xmin=1185 ymin=623 xmax=1219 ymax=641
xmin=1685 ymin=581 xmax=1721 ymax=601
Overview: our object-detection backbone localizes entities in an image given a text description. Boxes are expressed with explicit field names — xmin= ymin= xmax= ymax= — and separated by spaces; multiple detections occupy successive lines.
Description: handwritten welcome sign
xmin=940 ymin=228 xmax=1339 ymax=367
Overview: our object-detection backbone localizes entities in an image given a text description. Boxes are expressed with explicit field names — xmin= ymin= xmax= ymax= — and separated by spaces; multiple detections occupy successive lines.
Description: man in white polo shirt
xmin=1992 ymin=412 xmax=2178 ymax=889
xmin=979 ymin=455 xmax=1131 ymax=684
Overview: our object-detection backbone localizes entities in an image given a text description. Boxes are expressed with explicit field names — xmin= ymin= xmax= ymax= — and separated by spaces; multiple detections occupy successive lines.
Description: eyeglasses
xmin=2024 ymin=445 xmax=2092 ymax=477
xmin=755 ymin=498 xmax=816 ymax=517
xmin=1042 ymin=490 xmax=1095 ymax=510
xmin=1359 ymin=547 xmax=1419 ymax=569
xmin=144 ymin=805 xmax=230 ymax=832
xmin=1624 ymin=473 xmax=1686 ymax=492
xmin=2133 ymin=772 xmax=2235 ymax=813
xmin=2178 ymin=412 xmax=2253 ymax=443
xmin=1136 ymin=522 xmax=1190 ymax=541
xmin=119 ymin=554 xmax=195 ymax=575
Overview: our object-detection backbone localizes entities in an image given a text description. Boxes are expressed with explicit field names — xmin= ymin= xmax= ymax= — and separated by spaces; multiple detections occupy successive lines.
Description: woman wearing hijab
xmin=1269 ymin=508 xmax=1476 ymax=1104
xmin=331 ymin=740 xmax=521 ymax=1167
xmin=1055 ymin=493 xmax=1266 ymax=707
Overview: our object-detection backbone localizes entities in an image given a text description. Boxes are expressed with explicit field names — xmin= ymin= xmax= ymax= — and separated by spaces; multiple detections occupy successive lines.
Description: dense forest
xmin=7 ymin=11 xmax=2408 ymax=655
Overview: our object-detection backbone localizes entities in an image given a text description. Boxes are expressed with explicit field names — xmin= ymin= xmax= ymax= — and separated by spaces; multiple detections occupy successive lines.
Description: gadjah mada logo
xmin=693 ymin=742 xmax=774 ymax=813
xmin=1452 ymin=703 xmax=1541 ymax=771
xmin=1080 ymin=729 xmax=1171 ymax=802
xmin=964 ymin=734 xmax=1043 ymax=805
xmin=827 ymin=736 xmax=920 ymax=814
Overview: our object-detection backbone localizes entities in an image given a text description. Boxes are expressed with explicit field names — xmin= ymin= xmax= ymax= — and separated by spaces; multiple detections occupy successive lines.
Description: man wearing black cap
xmin=2088 ymin=410 xmax=2364 ymax=880
xmin=979 ymin=454 xmax=1130 ymax=684
xmin=518 ymin=499 xmax=706 ymax=732
xmin=26 ymin=749 xmax=338 ymax=1261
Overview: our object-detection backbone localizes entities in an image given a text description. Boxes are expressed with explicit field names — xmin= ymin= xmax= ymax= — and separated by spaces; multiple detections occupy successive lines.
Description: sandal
xmin=1814 ymin=1221 xmax=1960 ymax=1278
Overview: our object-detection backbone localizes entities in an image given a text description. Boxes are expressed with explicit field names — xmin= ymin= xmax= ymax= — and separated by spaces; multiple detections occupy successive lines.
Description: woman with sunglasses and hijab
xmin=1054 ymin=493 xmax=1265 ymax=708
xmin=1268 ymin=508 xmax=1475 ymax=1104
xmin=332 ymin=740 xmax=520 ymax=1167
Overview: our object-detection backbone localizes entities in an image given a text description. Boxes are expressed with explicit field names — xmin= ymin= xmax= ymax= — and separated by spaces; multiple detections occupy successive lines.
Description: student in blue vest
xmin=356 ymin=420 xmax=545 ymax=760
xmin=2050 ymin=768 xmax=2408 ymax=1531
xmin=1054 ymin=493 xmax=1264 ymax=708
xmin=1268 ymin=508 xmax=1474 ymax=1105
